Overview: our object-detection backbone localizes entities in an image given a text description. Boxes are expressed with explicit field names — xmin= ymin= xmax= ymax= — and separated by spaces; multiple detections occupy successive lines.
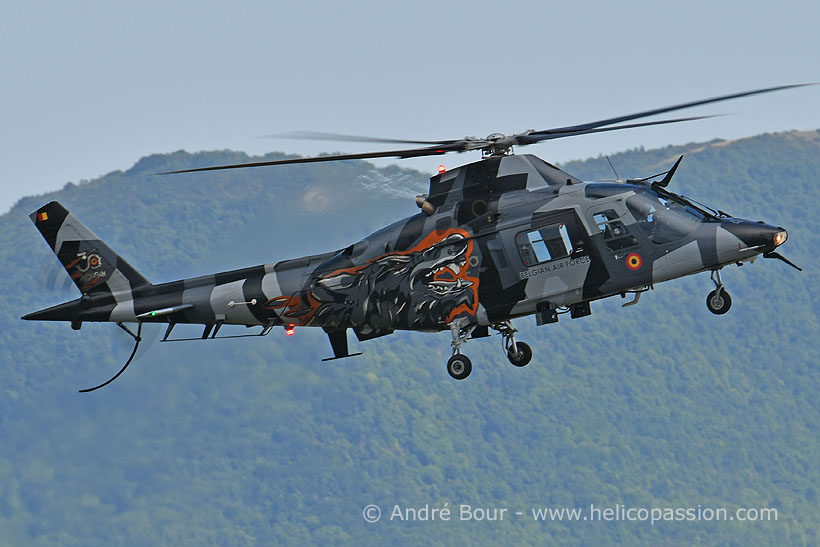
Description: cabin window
xmin=516 ymin=223 xmax=573 ymax=266
xmin=592 ymin=209 xmax=638 ymax=250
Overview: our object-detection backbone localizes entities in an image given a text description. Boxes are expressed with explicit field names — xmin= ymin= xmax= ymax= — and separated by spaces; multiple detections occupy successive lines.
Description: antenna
xmin=605 ymin=156 xmax=623 ymax=183
xmin=594 ymin=155 xmax=626 ymax=183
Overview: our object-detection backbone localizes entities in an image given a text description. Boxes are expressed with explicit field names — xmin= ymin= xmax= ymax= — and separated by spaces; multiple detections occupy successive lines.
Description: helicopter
xmin=23 ymin=84 xmax=808 ymax=390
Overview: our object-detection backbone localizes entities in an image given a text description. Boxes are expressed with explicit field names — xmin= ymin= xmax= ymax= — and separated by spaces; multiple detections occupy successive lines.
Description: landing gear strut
xmin=492 ymin=321 xmax=532 ymax=367
xmin=445 ymin=319 xmax=534 ymax=379
xmin=706 ymin=269 xmax=732 ymax=315
xmin=447 ymin=319 xmax=476 ymax=380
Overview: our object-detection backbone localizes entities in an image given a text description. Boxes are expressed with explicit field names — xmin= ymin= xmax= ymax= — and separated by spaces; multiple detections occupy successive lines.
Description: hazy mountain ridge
xmin=1 ymin=132 xmax=819 ymax=545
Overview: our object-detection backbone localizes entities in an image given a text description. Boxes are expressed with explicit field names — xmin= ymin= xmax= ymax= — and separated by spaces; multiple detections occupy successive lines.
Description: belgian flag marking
xmin=37 ymin=212 xmax=48 ymax=222
xmin=626 ymin=252 xmax=642 ymax=271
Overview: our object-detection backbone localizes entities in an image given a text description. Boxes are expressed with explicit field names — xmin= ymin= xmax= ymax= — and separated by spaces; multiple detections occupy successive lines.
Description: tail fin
xmin=30 ymin=201 xmax=151 ymax=295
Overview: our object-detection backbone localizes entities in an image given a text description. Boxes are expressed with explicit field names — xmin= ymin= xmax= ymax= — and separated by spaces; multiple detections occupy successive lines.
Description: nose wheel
xmin=706 ymin=270 xmax=732 ymax=314
xmin=706 ymin=288 xmax=732 ymax=314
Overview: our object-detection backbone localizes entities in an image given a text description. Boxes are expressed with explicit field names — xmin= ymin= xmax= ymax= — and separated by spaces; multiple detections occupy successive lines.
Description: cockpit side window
xmin=627 ymin=191 xmax=703 ymax=244
xmin=592 ymin=209 xmax=637 ymax=250
xmin=516 ymin=223 xmax=573 ymax=266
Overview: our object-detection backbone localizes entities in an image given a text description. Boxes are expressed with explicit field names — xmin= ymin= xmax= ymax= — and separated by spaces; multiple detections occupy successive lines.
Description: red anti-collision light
xmin=286 ymin=324 xmax=295 ymax=336
xmin=438 ymin=165 xmax=446 ymax=173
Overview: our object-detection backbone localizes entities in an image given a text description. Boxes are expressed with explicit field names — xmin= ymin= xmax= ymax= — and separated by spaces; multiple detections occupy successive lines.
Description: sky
xmin=2 ymin=0 xmax=819 ymax=214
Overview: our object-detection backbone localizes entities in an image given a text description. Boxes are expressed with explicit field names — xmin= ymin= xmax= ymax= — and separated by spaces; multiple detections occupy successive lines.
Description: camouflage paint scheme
xmin=24 ymin=154 xmax=788 ymax=357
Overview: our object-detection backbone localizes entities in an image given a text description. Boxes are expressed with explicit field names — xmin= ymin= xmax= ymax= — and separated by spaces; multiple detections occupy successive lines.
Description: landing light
xmin=774 ymin=231 xmax=788 ymax=246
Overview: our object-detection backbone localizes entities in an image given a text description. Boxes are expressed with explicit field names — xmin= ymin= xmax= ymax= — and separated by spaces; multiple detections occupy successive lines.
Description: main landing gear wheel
xmin=492 ymin=320 xmax=532 ymax=369
xmin=507 ymin=341 xmax=532 ymax=367
xmin=447 ymin=354 xmax=472 ymax=380
xmin=706 ymin=288 xmax=732 ymax=315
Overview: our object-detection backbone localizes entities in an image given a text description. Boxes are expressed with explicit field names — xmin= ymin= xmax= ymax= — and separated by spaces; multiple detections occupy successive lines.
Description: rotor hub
xmin=482 ymin=133 xmax=515 ymax=158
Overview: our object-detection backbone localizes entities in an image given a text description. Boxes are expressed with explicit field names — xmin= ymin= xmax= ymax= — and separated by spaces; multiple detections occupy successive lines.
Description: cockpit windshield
xmin=626 ymin=189 xmax=705 ymax=244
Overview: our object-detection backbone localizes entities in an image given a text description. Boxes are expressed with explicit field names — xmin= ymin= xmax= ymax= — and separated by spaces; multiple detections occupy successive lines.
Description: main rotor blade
xmin=519 ymin=115 xmax=720 ymax=144
xmin=160 ymin=117 xmax=711 ymax=175
xmin=263 ymin=130 xmax=457 ymax=147
xmin=529 ymin=83 xmax=813 ymax=138
xmin=158 ymin=83 xmax=813 ymax=175
xmin=157 ymin=145 xmax=464 ymax=175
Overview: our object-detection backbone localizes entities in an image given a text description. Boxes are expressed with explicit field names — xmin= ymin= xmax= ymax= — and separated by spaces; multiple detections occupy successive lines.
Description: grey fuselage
xmin=25 ymin=154 xmax=786 ymax=343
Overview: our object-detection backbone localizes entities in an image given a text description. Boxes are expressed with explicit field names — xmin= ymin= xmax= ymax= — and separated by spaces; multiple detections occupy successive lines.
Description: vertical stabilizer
xmin=30 ymin=201 xmax=150 ymax=295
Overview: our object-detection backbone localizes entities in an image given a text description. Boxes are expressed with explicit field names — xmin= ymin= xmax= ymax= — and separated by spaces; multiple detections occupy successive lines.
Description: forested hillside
xmin=2 ymin=131 xmax=819 ymax=545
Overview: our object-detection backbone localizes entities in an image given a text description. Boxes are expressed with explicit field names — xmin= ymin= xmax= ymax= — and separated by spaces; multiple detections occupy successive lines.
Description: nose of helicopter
xmin=720 ymin=219 xmax=788 ymax=253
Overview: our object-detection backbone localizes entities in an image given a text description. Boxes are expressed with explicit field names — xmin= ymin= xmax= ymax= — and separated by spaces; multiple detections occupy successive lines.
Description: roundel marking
xmin=625 ymin=252 xmax=642 ymax=271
